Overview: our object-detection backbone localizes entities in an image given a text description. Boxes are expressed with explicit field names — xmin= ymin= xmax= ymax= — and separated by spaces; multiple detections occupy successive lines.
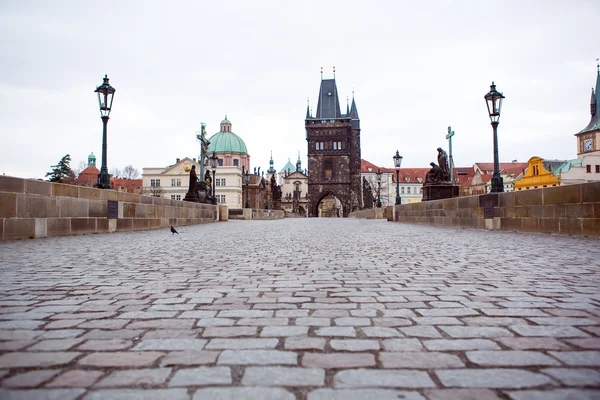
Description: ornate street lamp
xmin=209 ymin=152 xmax=218 ymax=205
xmin=94 ymin=75 xmax=115 ymax=189
xmin=484 ymin=82 xmax=505 ymax=193
xmin=393 ymin=150 xmax=403 ymax=205
xmin=375 ymin=168 xmax=382 ymax=208
xmin=244 ymin=169 xmax=250 ymax=208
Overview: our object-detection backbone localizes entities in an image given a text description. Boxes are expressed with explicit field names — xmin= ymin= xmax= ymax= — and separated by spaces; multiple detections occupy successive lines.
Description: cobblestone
xmin=169 ymin=366 xmax=232 ymax=386
xmin=0 ymin=219 xmax=598 ymax=395
xmin=242 ymin=366 xmax=325 ymax=386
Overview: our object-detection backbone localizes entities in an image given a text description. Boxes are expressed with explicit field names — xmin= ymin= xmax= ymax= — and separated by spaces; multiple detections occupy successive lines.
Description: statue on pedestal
xmin=422 ymin=147 xmax=459 ymax=201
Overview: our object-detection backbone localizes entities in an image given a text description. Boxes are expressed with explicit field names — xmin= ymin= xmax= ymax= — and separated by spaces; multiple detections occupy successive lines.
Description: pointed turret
xmin=267 ymin=150 xmax=276 ymax=174
xmin=296 ymin=151 xmax=301 ymax=172
xmin=578 ymin=65 xmax=600 ymax=135
xmin=349 ymin=92 xmax=360 ymax=129
xmin=316 ymin=77 xmax=341 ymax=119
xmin=346 ymin=97 xmax=350 ymax=116
xmin=306 ymin=102 xmax=311 ymax=119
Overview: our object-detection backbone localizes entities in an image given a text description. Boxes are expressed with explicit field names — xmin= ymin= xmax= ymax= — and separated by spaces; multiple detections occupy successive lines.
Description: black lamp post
xmin=484 ymin=82 xmax=505 ymax=193
xmin=375 ymin=168 xmax=382 ymax=208
xmin=393 ymin=150 xmax=403 ymax=205
xmin=244 ymin=170 xmax=250 ymax=208
xmin=209 ymin=152 xmax=218 ymax=205
xmin=94 ymin=75 xmax=115 ymax=189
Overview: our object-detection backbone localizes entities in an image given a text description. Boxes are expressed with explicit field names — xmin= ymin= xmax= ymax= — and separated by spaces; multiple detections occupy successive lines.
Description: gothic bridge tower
xmin=305 ymin=69 xmax=361 ymax=217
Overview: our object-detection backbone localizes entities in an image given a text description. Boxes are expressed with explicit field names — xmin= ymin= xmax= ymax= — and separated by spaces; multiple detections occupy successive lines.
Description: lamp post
xmin=244 ymin=170 xmax=250 ymax=208
xmin=375 ymin=168 xmax=382 ymax=208
xmin=209 ymin=152 xmax=218 ymax=205
xmin=393 ymin=150 xmax=403 ymax=205
xmin=94 ymin=75 xmax=115 ymax=189
xmin=484 ymin=82 xmax=505 ymax=193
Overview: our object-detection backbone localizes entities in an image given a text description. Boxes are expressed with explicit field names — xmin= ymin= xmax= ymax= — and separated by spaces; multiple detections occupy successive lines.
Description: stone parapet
xmin=387 ymin=181 xmax=600 ymax=236
xmin=229 ymin=208 xmax=285 ymax=220
xmin=349 ymin=208 xmax=385 ymax=219
xmin=0 ymin=176 xmax=219 ymax=240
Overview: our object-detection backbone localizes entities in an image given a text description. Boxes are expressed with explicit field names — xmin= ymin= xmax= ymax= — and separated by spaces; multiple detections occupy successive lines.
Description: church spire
xmin=578 ymin=63 xmax=600 ymax=135
xmin=306 ymin=98 xmax=311 ymax=119
xmin=296 ymin=151 xmax=302 ymax=172
xmin=315 ymin=68 xmax=341 ymax=119
xmin=267 ymin=150 xmax=276 ymax=174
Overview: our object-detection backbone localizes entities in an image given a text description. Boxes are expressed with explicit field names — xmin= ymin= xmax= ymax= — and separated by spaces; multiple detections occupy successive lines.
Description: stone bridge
xmin=0 ymin=219 xmax=598 ymax=399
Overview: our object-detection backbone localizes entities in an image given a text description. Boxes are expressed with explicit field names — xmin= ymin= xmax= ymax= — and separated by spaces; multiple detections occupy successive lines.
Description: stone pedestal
xmin=422 ymin=183 xmax=459 ymax=201
xmin=184 ymin=182 xmax=210 ymax=203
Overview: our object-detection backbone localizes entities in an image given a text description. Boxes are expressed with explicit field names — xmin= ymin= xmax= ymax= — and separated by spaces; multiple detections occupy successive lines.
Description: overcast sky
xmin=1 ymin=0 xmax=598 ymax=179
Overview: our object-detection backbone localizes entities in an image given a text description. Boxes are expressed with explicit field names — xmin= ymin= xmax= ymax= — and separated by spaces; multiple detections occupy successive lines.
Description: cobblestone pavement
xmin=0 ymin=219 xmax=599 ymax=399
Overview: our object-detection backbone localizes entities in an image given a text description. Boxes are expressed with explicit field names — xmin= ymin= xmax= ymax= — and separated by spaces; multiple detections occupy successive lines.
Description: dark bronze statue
xmin=188 ymin=165 xmax=198 ymax=193
xmin=362 ymin=176 xmax=374 ymax=209
xmin=437 ymin=147 xmax=450 ymax=182
xmin=425 ymin=162 xmax=444 ymax=183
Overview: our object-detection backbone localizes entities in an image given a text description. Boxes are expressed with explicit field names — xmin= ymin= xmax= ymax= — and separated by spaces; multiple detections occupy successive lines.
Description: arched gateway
xmin=305 ymin=71 xmax=362 ymax=217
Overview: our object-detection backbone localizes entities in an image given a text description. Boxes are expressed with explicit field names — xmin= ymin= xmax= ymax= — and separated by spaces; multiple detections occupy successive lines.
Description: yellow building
xmin=514 ymin=156 xmax=563 ymax=190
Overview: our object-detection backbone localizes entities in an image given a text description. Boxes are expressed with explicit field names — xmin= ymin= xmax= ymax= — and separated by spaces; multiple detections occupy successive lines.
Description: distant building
xmin=77 ymin=153 xmax=100 ymax=187
xmin=514 ymin=157 xmax=564 ymax=190
xmin=305 ymin=73 xmax=362 ymax=217
xmin=142 ymin=157 xmax=201 ymax=201
xmin=279 ymin=154 xmax=309 ymax=215
xmin=575 ymin=65 xmax=600 ymax=157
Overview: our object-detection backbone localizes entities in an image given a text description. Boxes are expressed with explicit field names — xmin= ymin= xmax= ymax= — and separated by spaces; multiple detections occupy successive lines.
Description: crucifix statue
xmin=446 ymin=126 xmax=455 ymax=183
xmin=196 ymin=122 xmax=210 ymax=178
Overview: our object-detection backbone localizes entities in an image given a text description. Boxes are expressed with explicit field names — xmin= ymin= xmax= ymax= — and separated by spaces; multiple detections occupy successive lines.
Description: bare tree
xmin=110 ymin=168 xmax=122 ymax=179
xmin=73 ymin=160 xmax=87 ymax=178
xmin=365 ymin=174 xmax=390 ymax=207
xmin=122 ymin=165 xmax=140 ymax=179
xmin=144 ymin=186 xmax=163 ymax=197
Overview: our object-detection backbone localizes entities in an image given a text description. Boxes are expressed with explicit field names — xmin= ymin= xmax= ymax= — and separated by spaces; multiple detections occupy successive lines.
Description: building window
xmin=586 ymin=165 xmax=591 ymax=173
xmin=170 ymin=194 xmax=181 ymax=201
xmin=324 ymin=159 xmax=333 ymax=179
xmin=218 ymin=159 xmax=224 ymax=167
xmin=338 ymin=141 xmax=342 ymax=149
xmin=333 ymin=142 xmax=337 ymax=150
xmin=216 ymin=178 xmax=226 ymax=187
xmin=233 ymin=159 xmax=239 ymax=167
xmin=401 ymin=187 xmax=405 ymax=194
xmin=596 ymin=165 xmax=600 ymax=173
xmin=216 ymin=194 xmax=226 ymax=203
xmin=171 ymin=178 xmax=181 ymax=186
xmin=150 ymin=179 xmax=161 ymax=187
xmin=420 ymin=187 xmax=423 ymax=194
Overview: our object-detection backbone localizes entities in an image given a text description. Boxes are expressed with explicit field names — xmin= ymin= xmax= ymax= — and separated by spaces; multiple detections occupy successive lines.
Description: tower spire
xmin=306 ymin=97 xmax=311 ymax=119
xmin=320 ymin=66 xmax=323 ymax=80
xmin=346 ymin=96 xmax=350 ymax=115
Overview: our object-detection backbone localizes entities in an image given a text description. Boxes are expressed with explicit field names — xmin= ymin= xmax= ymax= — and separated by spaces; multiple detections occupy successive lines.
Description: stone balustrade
xmin=387 ymin=181 xmax=600 ymax=236
xmin=0 ymin=175 xmax=220 ymax=240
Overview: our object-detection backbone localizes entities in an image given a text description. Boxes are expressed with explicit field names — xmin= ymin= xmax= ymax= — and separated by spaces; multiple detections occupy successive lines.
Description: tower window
xmin=324 ymin=159 xmax=333 ymax=179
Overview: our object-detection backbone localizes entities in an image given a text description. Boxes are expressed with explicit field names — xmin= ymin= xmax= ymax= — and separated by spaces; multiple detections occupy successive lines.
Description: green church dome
xmin=207 ymin=117 xmax=248 ymax=154
xmin=279 ymin=158 xmax=295 ymax=173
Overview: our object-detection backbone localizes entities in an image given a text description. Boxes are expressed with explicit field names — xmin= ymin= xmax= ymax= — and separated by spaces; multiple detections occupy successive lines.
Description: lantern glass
xmin=210 ymin=152 xmax=218 ymax=169
xmin=95 ymin=75 xmax=115 ymax=118
xmin=393 ymin=150 xmax=403 ymax=169
xmin=484 ymin=82 xmax=505 ymax=123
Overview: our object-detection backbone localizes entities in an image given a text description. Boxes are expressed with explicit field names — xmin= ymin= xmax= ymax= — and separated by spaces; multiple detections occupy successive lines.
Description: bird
xmin=170 ymin=226 xmax=179 ymax=235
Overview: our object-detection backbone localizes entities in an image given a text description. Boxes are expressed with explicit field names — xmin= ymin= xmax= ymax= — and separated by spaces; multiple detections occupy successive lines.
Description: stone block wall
xmin=0 ymin=176 xmax=219 ymax=240
xmin=349 ymin=208 xmax=385 ymax=219
xmin=388 ymin=181 xmax=600 ymax=236
xmin=228 ymin=208 xmax=285 ymax=220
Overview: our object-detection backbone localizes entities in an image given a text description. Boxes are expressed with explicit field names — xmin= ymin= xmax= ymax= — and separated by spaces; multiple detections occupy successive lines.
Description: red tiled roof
xmin=361 ymin=159 xmax=380 ymax=172
xmin=395 ymin=168 xmax=429 ymax=183
xmin=475 ymin=162 xmax=528 ymax=173
xmin=77 ymin=167 xmax=100 ymax=186
xmin=111 ymin=178 xmax=143 ymax=193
